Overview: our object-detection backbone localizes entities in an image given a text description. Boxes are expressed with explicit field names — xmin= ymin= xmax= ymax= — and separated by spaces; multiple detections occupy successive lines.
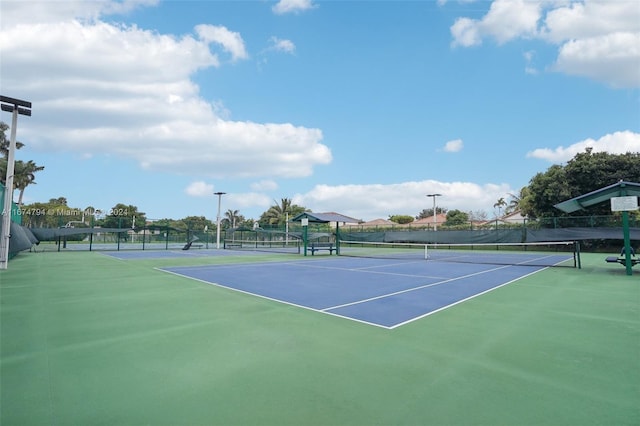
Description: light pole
xmin=0 ymin=96 xmax=32 ymax=270
xmin=426 ymin=193 xmax=442 ymax=231
xmin=214 ymin=192 xmax=226 ymax=249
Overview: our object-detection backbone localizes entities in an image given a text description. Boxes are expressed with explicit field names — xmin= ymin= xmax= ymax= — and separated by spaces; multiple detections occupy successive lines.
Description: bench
xmin=309 ymin=242 xmax=335 ymax=255
xmin=606 ymin=256 xmax=639 ymax=267
xmin=225 ymin=242 xmax=243 ymax=249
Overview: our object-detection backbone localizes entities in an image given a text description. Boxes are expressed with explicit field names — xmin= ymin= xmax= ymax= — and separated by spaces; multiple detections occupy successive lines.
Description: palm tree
xmin=0 ymin=121 xmax=24 ymax=158
xmin=259 ymin=198 xmax=308 ymax=227
xmin=224 ymin=209 xmax=243 ymax=228
xmin=0 ymin=121 xmax=44 ymax=206
xmin=493 ymin=197 xmax=507 ymax=218
xmin=12 ymin=160 xmax=45 ymax=206
xmin=505 ymin=187 xmax=528 ymax=214
xmin=262 ymin=198 xmax=293 ymax=226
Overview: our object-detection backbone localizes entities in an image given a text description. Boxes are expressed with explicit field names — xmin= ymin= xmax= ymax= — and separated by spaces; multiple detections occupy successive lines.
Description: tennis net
xmin=338 ymin=240 xmax=579 ymax=267
xmin=223 ymin=239 xmax=301 ymax=254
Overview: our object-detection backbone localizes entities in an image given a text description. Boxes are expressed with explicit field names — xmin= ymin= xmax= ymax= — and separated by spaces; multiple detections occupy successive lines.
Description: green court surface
xmin=1 ymin=251 xmax=638 ymax=426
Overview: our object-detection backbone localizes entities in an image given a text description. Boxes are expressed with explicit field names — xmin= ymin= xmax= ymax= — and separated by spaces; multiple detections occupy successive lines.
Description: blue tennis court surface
xmin=159 ymin=256 xmax=565 ymax=329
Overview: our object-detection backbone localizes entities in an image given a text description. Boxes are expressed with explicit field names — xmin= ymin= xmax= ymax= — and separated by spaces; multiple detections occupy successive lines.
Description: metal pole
xmin=0 ymin=108 xmax=19 ymax=269
xmin=0 ymin=96 xmax=32 ymax=269
xmin=432 ymin=197 xmax=436 ymax=229
xmin=214 ymin=192 xmax=226 ymax=249
xmin=426 ymin=193 xmax=442 ymax=231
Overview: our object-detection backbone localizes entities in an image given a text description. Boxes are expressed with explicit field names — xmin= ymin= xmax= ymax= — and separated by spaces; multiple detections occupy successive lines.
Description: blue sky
xmin=1 ymin=0 xmax=639 ymax=222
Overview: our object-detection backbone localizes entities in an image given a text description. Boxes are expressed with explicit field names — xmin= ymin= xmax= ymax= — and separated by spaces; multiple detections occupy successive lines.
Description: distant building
xmin=408 ymin=213 xmax=447 ymax=228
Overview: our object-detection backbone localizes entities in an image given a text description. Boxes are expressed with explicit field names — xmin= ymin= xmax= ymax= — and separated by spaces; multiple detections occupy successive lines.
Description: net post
xmin=117 ymin=217 xmax=122 ymax=251
xmin=575 ymin=240 xmax=581 ymax=269
xmin=302 ymin=218 xmax=308 ymax=256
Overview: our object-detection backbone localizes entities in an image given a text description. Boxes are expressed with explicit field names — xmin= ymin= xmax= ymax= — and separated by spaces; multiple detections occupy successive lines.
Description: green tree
xmin=49 ymin=197 xmax=68 ymax=206
xmin=0 ymin=122 xmax=24 ymax=156
xmin=259 ymin=198 xmax=307 ymax=227
xmin=445 ymin=209 xmax=469 ymax=226
xmin=416 ymin=207 xmax=447 ymax=220
xmin=505 ymin=188 xmax=527 ymax=214
xmin=13 ymin=160 xmax=45 ymax=205
xmin=223 ymin=209 xmax=244 ymax=228
xmin=521 ymin=149 xmax=640 ymax=218
xmin=182 ymin=215 xmax=212 ymax=231
xmin=493 ymin=197 xmax=507 ymax=218
xmin=1 ymin=122 xmax=45 ymax=205
xmin=20 ymin=197 xmax=84 ymax=228
xmin=521 ymin=165 xmax=570 ymax=219
xmin=101 ymin=204 xmax=146 ymax=229
xmin=388 ymin=214 xmax=414 ymax=224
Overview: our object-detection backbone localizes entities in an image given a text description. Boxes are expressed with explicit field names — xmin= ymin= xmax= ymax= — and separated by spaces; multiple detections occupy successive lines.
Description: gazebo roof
xmin=554 ymin=181 xmax=640 ymax=213
xmin=290 ymin=212 xmax=359 ymax=223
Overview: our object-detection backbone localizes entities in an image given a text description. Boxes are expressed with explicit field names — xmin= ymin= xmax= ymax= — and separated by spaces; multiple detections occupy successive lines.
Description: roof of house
xmin=409 ymin=213 xmax=447 ymax=225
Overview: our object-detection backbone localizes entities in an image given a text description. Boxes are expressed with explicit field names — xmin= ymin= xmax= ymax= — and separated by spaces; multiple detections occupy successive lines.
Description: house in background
xmin=498 ymin=210 xmax=528 ymax=225
xmin=408 ymin=213 xmax=448 ymax=229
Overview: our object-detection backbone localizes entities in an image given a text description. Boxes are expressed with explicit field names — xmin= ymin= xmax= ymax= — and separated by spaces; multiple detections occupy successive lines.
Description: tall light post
xmin=214 ymin=192 xmax=226 ymax=249
xmin=0 ymin=96 xmax=32 ymax=270
xmin=426 ymin=193 xmax=442 ymax=231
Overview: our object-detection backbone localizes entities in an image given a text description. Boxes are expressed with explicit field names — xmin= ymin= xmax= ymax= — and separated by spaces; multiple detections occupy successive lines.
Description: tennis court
xmin=160 ymin=253 xmax=572 ymax=328
xmin=1 ymin=249 xmax=638 ymax=425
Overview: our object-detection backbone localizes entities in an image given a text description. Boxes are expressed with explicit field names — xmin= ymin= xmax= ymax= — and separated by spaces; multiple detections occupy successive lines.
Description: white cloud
xmin=443 ymin=139 xmax=463 ymax=152
xmin=268 ymin=37 xmax=296 ymax=54
xmin=450 ymin=0 xmax=640 ymax=88
xmin=451 ymin=0 xmax=541 ymax=47
xmin=227 ymin=192 xmax=272 ymax=210
xmin=0 ymin=0 xmax=160 ymax=28
xmin=250 ymin=180 xmax=279 ymax=191
xmin=272 ymin=0 xmax=316 ymax=15
xmin=293 ymin=180 xmax=513 ymax=221
xmin=523 ymin=50 xmax=538 ymax=75
xmin=553 ymin=32 xmax=640 ymax=89
xmin=185 ymin=181 xmax=215 ymax=197
xmin=450 ymin=18 xmax=481 ymax=48
xmin=195 ymin=24 xmax=249 ymax=62
xmin=526 ymin=131 xmax=640 ymax=163
xmin=0 ymin=3 xmax=331 ymax=179
xmin=541 ymin=1 xmax=639 ymax=43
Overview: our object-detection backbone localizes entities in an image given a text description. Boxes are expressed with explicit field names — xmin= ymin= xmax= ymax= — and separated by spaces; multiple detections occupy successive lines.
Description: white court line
xmin=389 ymin=267 xmax=550 ymax=329
xmin=286 ymin=261 xmax=448 ymax=279
xmin=156 ymin=267 xmax=392 ymax=329
xmin=156 ymin=258 xmax=555 ymax=330
xmin=322 ymin=263 xmax=520 ymax=312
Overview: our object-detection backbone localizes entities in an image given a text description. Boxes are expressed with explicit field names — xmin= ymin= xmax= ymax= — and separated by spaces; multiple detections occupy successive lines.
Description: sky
xmin=1 ymin=0 xmax=639 ymax=223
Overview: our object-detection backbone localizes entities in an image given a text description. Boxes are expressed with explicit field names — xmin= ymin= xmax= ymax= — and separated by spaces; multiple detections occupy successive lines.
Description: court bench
xmin=606 ymin=256 xmax=639 ymax=267
xmin=224 ymin=242 xmax=243 ymax=249
xmin=309 ymin=242 xmax=335 ymax=255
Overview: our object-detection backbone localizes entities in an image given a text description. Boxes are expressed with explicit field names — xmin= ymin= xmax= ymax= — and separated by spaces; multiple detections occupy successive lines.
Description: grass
xmin=1 ymin=250 xmax=639 ymax=425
